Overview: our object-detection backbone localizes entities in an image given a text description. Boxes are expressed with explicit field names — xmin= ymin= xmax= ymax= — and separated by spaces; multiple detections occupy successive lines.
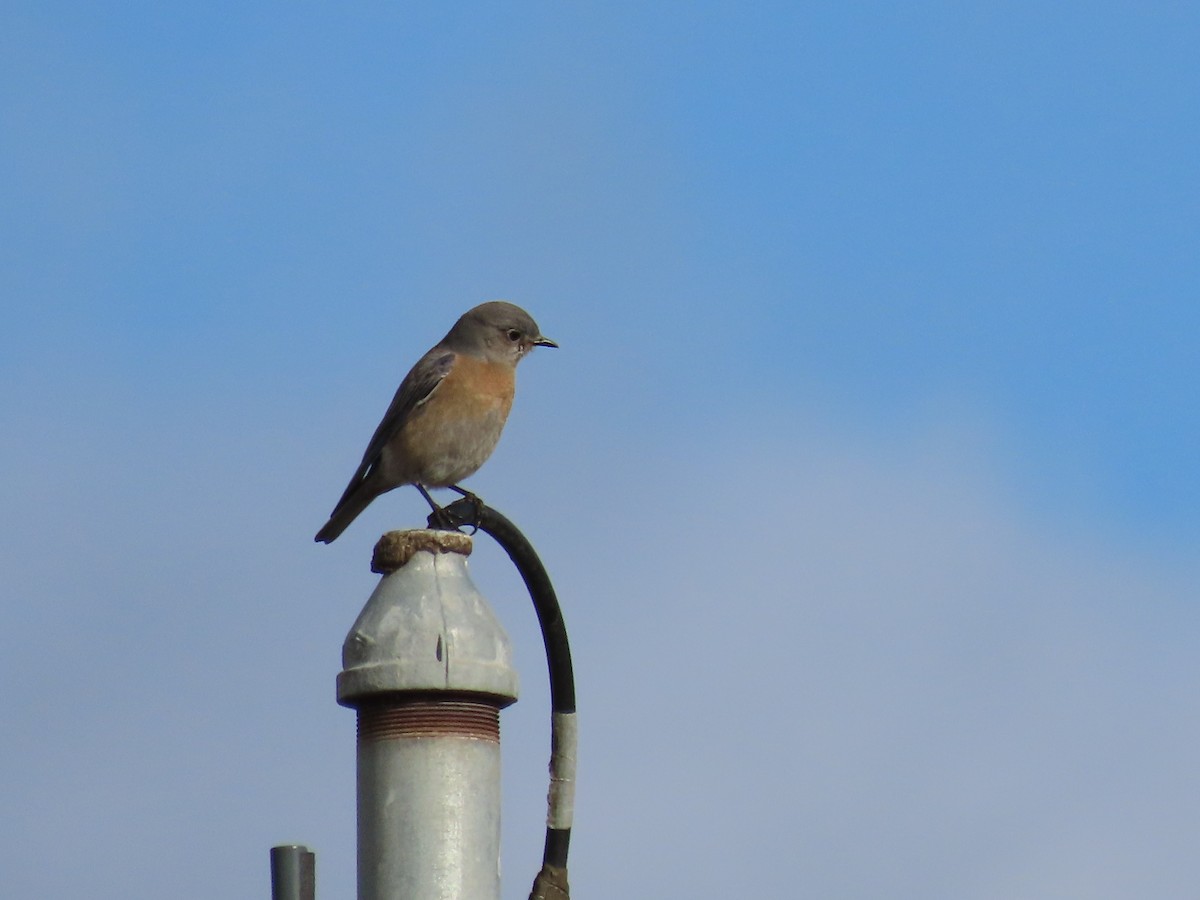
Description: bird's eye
xmin=506 ymin=328 xmax=522 ymax=342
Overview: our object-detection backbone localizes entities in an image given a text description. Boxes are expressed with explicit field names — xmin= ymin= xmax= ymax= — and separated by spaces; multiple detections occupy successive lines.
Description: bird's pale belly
xmin=406 ymin=407 xmax=509 ymax=486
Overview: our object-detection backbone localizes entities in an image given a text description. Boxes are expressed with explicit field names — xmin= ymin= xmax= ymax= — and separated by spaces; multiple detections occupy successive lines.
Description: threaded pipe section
xmin=358 ymin=698 xmax=500 ymax=743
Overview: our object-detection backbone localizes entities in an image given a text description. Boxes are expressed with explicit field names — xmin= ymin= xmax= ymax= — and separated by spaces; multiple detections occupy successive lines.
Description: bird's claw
xmin=426 ymin=493 xmax=484 ymax=534
xmin=427 ymin=505 xmax=457 ymax=531
xmin=461 ymin=492 xmax=483 ymax=535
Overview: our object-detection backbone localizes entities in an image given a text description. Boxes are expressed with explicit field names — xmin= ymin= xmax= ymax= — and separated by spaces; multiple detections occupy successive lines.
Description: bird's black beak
xmin=533 ymin=336 xmax=558 ymax=348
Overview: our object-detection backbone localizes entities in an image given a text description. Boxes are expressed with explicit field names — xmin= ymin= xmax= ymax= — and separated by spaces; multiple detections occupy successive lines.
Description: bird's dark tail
xmin=314 ymin=482 xmax=380 ymax=543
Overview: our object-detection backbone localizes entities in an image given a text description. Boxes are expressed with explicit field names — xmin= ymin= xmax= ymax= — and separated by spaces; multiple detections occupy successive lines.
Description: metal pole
xmin=338 ymin=529 xmax=518 ymax=900
xmin=270 ymin=845 xmax=315 ymax=900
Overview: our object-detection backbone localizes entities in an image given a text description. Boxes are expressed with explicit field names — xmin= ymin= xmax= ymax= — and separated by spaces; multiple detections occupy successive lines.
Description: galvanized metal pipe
xmin=356 ymin=700 xmax=502 ymax=898
xmin=338 ymin=529 xmax=518 ymax=900
xmin=270 ymin=845 xmax=315 ymax=900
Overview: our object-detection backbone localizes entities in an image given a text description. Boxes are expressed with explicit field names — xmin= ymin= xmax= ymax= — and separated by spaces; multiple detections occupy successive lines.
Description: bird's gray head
xmin=444 ymin=300 xmax=557 ymax=364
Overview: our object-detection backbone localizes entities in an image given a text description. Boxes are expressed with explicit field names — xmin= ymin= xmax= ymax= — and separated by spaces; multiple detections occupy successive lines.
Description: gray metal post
xmin=270 ymin=845 xmax=315 ymax=900
xmin=337 ymin=529 xmax=518 ymax=900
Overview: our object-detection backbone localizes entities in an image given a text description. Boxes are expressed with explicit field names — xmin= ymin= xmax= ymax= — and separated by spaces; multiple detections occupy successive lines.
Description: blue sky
xmin=2 ymin=4 xmax=1198 ymax=898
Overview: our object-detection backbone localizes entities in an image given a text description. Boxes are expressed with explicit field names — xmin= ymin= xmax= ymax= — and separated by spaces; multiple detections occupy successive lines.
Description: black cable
xmin=431 ymin=499 xmax=576 ymax=894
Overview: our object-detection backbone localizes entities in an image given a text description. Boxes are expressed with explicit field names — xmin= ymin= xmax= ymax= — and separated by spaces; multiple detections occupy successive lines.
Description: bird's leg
xmin=416 ymin=483 xmax=440 ymax=511
xmin=416 ymin=484 xmax=455 ymax=530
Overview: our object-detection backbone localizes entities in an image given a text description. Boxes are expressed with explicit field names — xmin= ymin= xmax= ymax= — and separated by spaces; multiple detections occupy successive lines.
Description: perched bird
xmin=315 ymin=301 xmax=556 ymax=543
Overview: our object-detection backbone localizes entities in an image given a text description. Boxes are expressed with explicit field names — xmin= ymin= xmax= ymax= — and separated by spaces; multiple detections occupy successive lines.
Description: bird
xmin=315 ymin=301 xmax=556 ymax=543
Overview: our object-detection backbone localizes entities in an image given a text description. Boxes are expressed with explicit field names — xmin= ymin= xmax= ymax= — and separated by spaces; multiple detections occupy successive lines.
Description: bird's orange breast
xmin=433 ymin=354 xmax=516 ymax=417
xmin=389 ymin=354 xmax=516 ymax=486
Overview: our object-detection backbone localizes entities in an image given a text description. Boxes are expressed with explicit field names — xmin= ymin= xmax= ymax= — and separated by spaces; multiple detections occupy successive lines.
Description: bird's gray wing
xmin=328 ymin=350 xmax=456 ymax=512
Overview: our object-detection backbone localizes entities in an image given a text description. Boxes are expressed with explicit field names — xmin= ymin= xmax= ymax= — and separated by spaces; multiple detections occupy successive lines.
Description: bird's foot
xmin=443 ymin=485 xmax=484 ymax=534
xmin=427 ymin=504 xmax=458 ymax=531
xmin=417 ymin=483 xmax=460 ymax=531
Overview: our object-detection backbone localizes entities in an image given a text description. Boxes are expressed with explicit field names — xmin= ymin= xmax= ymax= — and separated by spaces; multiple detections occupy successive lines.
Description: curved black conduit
xmin=432 ymin=498 xmax=575 ymax=900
